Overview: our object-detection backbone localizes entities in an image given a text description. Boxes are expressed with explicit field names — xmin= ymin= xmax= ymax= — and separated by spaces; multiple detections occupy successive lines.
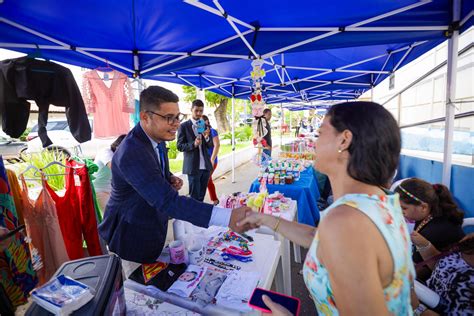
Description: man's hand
xmin=229 ymin=206 xmax=253 ymax=233
xmin=194 ymin=135 xmax=202 ymax=147
xmin=170 ymin=175 xmax=183 ymax=191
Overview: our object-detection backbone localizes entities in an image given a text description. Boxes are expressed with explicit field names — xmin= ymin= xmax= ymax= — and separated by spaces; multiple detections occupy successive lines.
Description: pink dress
xmin=82 ymin=70 xmax=134 ymax=138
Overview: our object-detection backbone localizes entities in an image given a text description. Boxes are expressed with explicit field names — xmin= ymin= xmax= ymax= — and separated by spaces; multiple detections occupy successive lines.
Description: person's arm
xmin=210 ymin=134 xmax=220 ymax=166
xmin=411 ymin=231 xmax=442 ymax=270
xmin=116 ymin=143 xmax=250 ymax=232
xmin=317 ymin=205 xmax=391 ymax=315
xmin=177 ymin=123 xmax=196 ymax=152
xmin=237 ymin=212 xmax=316 ymax=248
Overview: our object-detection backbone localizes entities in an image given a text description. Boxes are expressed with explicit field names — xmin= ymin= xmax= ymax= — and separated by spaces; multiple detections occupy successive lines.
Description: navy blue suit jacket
xmin=98 ymin=123 xmax=213 ymax=263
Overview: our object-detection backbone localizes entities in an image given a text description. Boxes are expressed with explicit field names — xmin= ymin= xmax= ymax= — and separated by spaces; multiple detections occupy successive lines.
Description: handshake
xmin=228 ymin=206 xmax=267 ymax=234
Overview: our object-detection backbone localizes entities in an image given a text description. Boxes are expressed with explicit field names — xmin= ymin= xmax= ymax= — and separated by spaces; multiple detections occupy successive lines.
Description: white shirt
xmin=141 ymin=123 xmax=231 ymax=227
xmin=190 ymin=118 xmax=209 ymax=170
xmin=93 ymin=147 xmax=114 ymax=193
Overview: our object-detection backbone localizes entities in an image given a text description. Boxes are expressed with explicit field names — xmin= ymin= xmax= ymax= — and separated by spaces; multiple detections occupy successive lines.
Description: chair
xmin=390 ymin=177 xmax=411 ymax=192
xmin=462 ymin=217 xmax=474 ymax=229
xmin=414 ymin=280 xmax=441 ymax=309
xmin=462 ymin=217 xmax=474 ymax=233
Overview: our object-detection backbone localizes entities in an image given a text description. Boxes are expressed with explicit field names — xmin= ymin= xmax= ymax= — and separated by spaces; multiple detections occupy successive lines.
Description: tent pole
xmin=289 ymin=110 xmax=292 ymax=137
xmin=280 ymin=103 xmax=283 ymax=147
xmin=442 ymin=0 xmax=461 ymax=187
xmin=370 ymin=74 xmax=374 ymax=102
xmin=231 ymin=86 xmax=236 ymax=183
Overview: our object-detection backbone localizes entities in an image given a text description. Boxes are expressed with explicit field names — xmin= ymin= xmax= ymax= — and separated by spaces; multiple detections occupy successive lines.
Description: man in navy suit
xmin=98 ymin=86 xmax=251 ymax=264
xmin=177 ymin=99 xmax=213 ymax=201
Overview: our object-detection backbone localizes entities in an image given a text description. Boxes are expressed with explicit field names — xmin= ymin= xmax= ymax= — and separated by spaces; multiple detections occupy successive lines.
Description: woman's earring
xmin=338 ymin=149 xmax=343 ymax=153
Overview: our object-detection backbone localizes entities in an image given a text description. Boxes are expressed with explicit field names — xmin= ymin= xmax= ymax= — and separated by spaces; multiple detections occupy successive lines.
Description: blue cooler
xmin=26 ymin=254 xmax=125 ymax=315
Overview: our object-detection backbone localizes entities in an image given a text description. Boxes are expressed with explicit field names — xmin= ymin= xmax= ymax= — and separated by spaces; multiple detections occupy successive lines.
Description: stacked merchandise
xmin=219 ymin=192 xmax=291 ymax=214
xmin=257 ymin=160 xmax=309 ymax=185
xmin=279 ymin=138 xmax=316 ymax=160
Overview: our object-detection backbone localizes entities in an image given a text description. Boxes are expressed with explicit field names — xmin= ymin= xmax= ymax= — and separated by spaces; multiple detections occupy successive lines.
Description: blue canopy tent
xmin=146 ymin=40 xmax=443 ymax=104
xmin=0 ymin=0 xmax=472 ymax=184
xmin=0 ymin=0 xmax=471 ymax=89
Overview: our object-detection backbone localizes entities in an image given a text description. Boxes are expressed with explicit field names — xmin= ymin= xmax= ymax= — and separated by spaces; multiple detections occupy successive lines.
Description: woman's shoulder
xmin=211 ymin=128 xmax=218 ymax=136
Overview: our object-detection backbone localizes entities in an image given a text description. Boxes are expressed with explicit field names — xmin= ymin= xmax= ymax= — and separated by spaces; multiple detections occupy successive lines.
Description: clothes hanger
xmin=18 ymin=165 xmax=43 ymax=177
xmin=94 ymin=60 xmax=114 ymax=73
xmin=18 ymin=164 xmax=48 ymax=181
xmin=27 ymin=44 xmax=54 ymax=73
xmin=33 ymin=160 xmax=81 ymax=177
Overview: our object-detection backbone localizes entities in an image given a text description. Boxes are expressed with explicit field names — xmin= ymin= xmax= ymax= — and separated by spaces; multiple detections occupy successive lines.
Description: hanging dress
xmin=20 ymin=175 xmax=69 ymax=284
xmin=44 ymin=167 xmax=84 ymax=260
xmin=0 ymin=158 xmax=37 ymax=307
xmin=65 ymin=160 xmax=103 ymax=256
xmin=82 ymin=70 xmax=134 ymax=138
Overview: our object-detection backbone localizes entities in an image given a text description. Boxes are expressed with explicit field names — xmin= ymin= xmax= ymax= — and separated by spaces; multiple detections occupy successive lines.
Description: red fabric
xmin=207 ymin=162 xmax=218 ymax=202
xmin=65 ymin=160 xmax=103 ymax=256
xmin=45 ymin=168 xmax=83 ymax=260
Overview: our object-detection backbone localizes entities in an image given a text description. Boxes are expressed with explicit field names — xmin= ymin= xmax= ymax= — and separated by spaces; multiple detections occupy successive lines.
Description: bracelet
xmin=416 ymin=241 xmax=431 ymax=251
xmin=413 ymin=303 xmax=427 ymax=316
xmin=273 ymin=217 xmax=282 ymax=232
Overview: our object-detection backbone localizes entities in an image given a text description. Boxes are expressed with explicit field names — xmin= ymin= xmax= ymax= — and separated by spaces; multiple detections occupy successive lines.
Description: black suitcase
xmin=26 ymin=254 xmax=125 ymax=315
xmin=0 ymin=283 xmax=14 ymax=316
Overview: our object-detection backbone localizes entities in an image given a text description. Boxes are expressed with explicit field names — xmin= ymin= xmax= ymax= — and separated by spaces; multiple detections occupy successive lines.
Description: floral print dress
xmin=303 ymin=193 xmax=415 ymax=315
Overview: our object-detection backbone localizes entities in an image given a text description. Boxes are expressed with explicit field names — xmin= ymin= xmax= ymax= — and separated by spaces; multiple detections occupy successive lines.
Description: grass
xmin=168 ymin=141 xmax=252 ymax=174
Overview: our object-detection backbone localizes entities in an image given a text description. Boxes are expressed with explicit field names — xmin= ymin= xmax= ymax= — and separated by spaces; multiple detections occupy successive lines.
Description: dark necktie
xmin=157 ymin=144 xmax=166 ymax=177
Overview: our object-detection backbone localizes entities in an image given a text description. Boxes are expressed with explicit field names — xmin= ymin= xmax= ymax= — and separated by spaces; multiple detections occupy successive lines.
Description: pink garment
xmin=82 ymin=70 xmax=134 ymax=138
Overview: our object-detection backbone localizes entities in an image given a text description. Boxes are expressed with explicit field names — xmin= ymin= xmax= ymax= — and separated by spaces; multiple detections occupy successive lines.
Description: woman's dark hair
xmin=201 ymin=115 xmax=212 ymax=128
xmin=326 ymin=101 xmax=400 ymax=187
xmin=395 ymin=178 xmax=464 ymax=224
xmin=110 ymin=134 xmax=126 ymax=153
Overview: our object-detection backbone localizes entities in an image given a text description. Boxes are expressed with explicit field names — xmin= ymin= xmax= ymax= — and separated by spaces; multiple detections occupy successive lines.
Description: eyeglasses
xmin=147 ymin=111 xmax=185 ymax=124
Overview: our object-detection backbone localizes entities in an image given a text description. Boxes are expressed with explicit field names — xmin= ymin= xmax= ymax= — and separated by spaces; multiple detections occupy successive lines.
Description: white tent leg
xmin=442 ymin=0 xmax=461 ymax=187
xmin=280 ymin=103 xmax=283 ymax=147
xmin=289 ymin=110 xmax=292 ymax=136
xmin=231 ymin=88 xmax=236 ymax=183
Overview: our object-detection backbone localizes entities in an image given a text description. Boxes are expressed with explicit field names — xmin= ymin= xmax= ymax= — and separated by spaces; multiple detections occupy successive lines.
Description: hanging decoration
xmin=249 ymin=59 xmax=270 ymax=166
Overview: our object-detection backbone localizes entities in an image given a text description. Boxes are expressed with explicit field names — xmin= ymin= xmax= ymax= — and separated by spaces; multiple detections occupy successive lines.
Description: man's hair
xmin=192 ymin=99 xmax=204 ymax=109
xmin=140 ymin=86 xmax=179 ymax=112
xmin=263 ymin=108 xmax=271 ymax=115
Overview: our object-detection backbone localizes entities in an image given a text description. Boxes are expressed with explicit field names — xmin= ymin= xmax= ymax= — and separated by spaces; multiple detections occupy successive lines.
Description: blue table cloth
xmin=249 ymin=167 xmax=320 ymax=226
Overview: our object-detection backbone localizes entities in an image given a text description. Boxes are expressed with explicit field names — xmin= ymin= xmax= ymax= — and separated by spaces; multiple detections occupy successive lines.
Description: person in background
xmin=238 ymin=101 xmax=415 ymax=315
xmin=295 ymin=118 xmax=301 ymax=137
xmin=411 ymin=232 xmax=474 ymax=315
xmin=202 ymin=115 xmax=220 ymax=205
xmin=395 ymin=178 xmax=465 ymax=280
xmin=177 ymin=100 xmax=213 ymax=201
xmin=93 ymin=134 xmax=126 ymax=213
xmin=262 ymin=108 xmax=272 ymax=158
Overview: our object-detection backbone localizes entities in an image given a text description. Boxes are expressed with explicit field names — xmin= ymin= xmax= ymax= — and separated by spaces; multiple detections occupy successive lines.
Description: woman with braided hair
xmin=395 ymin=178 xmax=465 ymax=280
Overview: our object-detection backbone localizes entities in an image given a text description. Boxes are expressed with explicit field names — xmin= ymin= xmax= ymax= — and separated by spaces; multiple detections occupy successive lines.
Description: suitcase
xmin=26 ymin=254 xmax=125 ymax=315
xmin=0 ymin=283 xmax=14 ymax=316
